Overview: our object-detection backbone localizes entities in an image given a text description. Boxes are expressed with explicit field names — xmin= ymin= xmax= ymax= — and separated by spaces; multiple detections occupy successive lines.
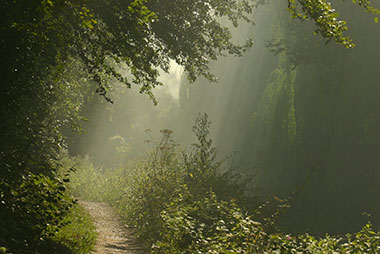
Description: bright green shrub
xmin=49 ymin=204 xmax=97 ymax=254
xmin=113 ymin=114 xmax=258 ymax=248
xmin=115 ymin=131 xmax=185 ymax=247
xmin=154 ymin=196 xmax=380 ymax=253
xmin=0 ymin=172 xmax=74 ymax=253
xmin=57 ymin=152 xmax=106 ymax=201
xmin=152 ymin=191 xmax=266 ymax=253
xmin=65 ymin=114 xmax=262 ymax=251
xmin=121 ymin=115 xmax=380 ymax=253
xmin=66 ymin=113 xmax=380 ymax=253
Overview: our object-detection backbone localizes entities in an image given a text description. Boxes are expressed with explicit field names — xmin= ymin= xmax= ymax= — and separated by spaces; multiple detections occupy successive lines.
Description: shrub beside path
xmin=80 ymin=200 xmax=145 ymax=254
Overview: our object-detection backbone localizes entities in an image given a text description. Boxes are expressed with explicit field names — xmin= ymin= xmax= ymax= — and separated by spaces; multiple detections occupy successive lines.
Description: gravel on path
xmin=80 ymin=200 xmax=145 ymax=254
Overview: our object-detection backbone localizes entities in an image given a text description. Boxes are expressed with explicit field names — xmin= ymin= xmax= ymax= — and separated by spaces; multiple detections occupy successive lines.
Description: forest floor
xmin=80 ymin=200 xmax=145 ymax=254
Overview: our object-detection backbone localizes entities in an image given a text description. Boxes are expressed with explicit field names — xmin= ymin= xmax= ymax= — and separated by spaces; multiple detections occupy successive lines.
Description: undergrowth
xmin=47 ymin=204 xmax=97 ymax=254
xmin=0 ymin=172 xmax=96 ymax=254
xmin=67 ymin=113 xmax=380 ymax=253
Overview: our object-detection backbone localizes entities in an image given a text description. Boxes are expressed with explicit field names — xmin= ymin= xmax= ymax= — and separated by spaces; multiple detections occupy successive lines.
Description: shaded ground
xmin=80 ymin=200 xmax=145 ymax=254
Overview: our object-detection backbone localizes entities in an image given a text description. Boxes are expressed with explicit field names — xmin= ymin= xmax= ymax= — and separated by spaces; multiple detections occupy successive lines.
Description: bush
xmin=0 ymin=172 xmax=74 ymax=253
xmin=153 ymin=191 xmax=266 ymax=254
xmin=47 ymin=204 xmax=97 ymax=254
xmin=58 ymin=152 xmax=106 ymax=201
xmin=66 ymin=113 xmax=380 ymax=253
xmin=113 ymin=129 xmax=185 ymax=247
xmin=66 ymin=114 xmax=261 ymax=250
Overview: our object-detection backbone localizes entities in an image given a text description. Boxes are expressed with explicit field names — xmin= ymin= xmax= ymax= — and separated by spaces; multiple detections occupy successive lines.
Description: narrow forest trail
xmin=80 ymin=200 xmax=145 ymax=254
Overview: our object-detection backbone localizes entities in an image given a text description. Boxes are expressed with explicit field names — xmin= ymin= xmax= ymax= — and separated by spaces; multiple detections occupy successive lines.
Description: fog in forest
xmin=66 ymin=0 xmax=380 ymax=236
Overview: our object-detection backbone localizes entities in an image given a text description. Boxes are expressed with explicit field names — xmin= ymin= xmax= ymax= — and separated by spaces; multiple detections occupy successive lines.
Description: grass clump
xmin=48 ymin=203 xmax=97 ymax=254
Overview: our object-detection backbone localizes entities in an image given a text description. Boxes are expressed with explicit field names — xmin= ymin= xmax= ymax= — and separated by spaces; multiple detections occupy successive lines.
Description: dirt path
xmin=80 ymin=200 xmax=145 ymax=254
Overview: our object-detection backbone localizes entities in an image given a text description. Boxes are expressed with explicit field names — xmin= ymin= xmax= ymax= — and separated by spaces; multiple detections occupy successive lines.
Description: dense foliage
xmin=287 ymin=0 xmax=380 ymax=48
xmin=1 ymin=0 xmax=255 ymax=103
xmin=0 ymin=173 xmax=71 ymax=252
xmin=176 ymin=0 xmax=380 ymax=234
xmin=68 ymin=114 xmax=380 ymax=253
xmin=0 ymin=0 xmax=253 ymax=251
xmin=0 ymin=56 xmax=94 ymax=252
xmin=48 ymin=204 xmax=97 ymax=254
xmin=2 ymin=0 xmax=380 ymax=252
xmin=0 ymin=0 xmax=256 ymax=247
xmin=0 ymin=168 xmax=96 ymax=253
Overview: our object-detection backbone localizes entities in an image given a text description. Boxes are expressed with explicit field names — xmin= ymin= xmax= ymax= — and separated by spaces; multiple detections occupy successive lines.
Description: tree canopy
xmin=2 ymin=0 xmax=379 ymax=105
xmin=1 ymin=0 xmax=255 ymax=104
